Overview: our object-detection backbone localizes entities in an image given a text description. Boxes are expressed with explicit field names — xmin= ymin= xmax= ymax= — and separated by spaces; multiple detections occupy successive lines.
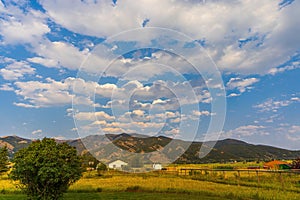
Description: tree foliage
xmin=96 ymin=162 xmax=107 ymax=176
xmin=10 ymin=138 xmax=83 ymax=200
xmin=81 ymin=151 xmax=99 ymax=171
xmin=0 ymin=146 xmax=9 ymax=174
xmin=96 ymin=162 xmax=107 ymax=171
xmin=291 ymin=157 xmax=300 ymax=169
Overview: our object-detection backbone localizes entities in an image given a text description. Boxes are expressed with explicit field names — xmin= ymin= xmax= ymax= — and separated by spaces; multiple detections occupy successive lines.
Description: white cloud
xmin=254 ymin=96 xmax=299 ymax=112
xmin=0 ymin=83 xmax=14 ymax=91
xmin=0 ymin=59 xmax=35 ymax=81
xmin=12 ymin=76 xmax=210 ymax=109
xmin=27 ymin=57 xmax=58 ymax=68
xmin=288 ymin=125 xmax=300 ymax=134
xmin=226 ymin=77 xmax=259 ymax=96
xmin=170 ymin=117 xmax=181 ymax=124
xmin=74 ymin=111 xmax=115 ymax=121
xmin=13 ymin=102 xmax=39 ymax=108
xmin=224 ymin=125 xmax=268 ymax=138
xmin=268 ymin=62 xmax=300 ymax=75
xmin=77 ymin=113 xmax=166 ymax=136
xmin=228 ymin=93 xmax=240 ymax=97
xmin=165 ymin=128 xmax=180 ymax=136
xmin=102 ymin=127 xmax=124 ymax=134
xmin=32 ymin=129 xmax=42 ymax=135
xmin=192 ymin=110 xmax=211 ymax=117
xmin=277 ymin=124 xmax=300 ymax=142
xmin=0 ymin=0 xmax=298 ymax=77
xmin=0 ymin=4 xmax=49 ymax=44
xmin=131 ymin=109 xmax=145 ymax=117
xmin=13 ymin=77 xmax=99 ymax=108
xmin=37 ymin=0 xmax=300 ymax=75
xmin=291 ymin=97 xmax=300 ymax=102
xmin=29 ymin=41 xmax=89 ymax=70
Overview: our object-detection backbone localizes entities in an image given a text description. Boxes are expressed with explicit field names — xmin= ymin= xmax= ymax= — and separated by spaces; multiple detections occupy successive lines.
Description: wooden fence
xmin=166 ymin=168 xmax=300 ymax=189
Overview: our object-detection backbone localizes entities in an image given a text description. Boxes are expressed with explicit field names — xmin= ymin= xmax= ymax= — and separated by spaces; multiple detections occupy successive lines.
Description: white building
xmin=108 ymin=160 xmax=128 ymax=170
xmin=153 ymin=163 xmax=162 ymax=170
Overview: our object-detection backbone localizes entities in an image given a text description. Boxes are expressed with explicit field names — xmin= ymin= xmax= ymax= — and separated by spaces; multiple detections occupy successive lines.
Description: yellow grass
xmin=0 ymin=179 xmax=17 ymax=191
xmin=69 ymin=173 xmax=300 ymax=199
xmin=2 ymin=163 xmax=300 ymax=200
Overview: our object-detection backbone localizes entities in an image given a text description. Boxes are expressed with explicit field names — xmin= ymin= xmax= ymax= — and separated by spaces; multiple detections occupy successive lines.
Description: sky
xmin=0 ymin=0 xmax=300 ymax=150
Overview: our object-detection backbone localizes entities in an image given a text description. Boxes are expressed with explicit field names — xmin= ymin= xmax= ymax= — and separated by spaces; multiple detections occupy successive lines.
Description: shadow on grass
xmin=0 ymin=192 xmax=224 ymax=200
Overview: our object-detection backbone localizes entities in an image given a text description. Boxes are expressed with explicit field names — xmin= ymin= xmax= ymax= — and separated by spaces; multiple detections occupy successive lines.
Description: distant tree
xmin=291 ymin=158 xmax=300 ymax=169
xmin=81 ymin=151 xmax=99 ymax=171
xmin=10 ymin=138 xmax=83 ymax=200
xmin=96 ymin=162 xmax=107 ymax=171
xmin=0 ymin=146 xmax=9 ymax=174
xmin=96 ymin=162 xmax=108 ymax=176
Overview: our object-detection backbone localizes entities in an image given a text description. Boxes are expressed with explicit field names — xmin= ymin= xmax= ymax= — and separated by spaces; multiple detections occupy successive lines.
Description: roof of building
xmin=109 ymin=159 xmax=128 ymax=165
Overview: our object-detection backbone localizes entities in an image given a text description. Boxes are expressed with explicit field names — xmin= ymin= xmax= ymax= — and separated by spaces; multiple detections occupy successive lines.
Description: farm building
xmin=108 ymin=160 xmax=128 ymax=170
xmin=153 ymin=163 xmax=162 ymax=170
xmin=263 ymin=160 xmax=291 ymax=170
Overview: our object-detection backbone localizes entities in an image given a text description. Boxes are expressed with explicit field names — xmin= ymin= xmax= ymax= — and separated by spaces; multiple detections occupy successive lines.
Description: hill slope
xmin=1 ymin=134 xmax=299 ymax=163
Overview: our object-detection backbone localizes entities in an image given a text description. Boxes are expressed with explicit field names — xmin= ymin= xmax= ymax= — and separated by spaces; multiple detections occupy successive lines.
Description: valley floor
xmin=2 ymin=165 xmax=300 ymax=200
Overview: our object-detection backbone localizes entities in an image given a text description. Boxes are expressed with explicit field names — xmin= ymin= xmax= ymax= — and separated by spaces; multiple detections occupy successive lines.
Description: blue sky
xmin=0 ymin=0 xmax=300 ymax=150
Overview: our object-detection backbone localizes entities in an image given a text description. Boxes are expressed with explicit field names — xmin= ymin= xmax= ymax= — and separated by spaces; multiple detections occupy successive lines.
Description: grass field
xmin=0 ymin=192 xmax=226 ymax=200
xmin=1 ymin=163 xmax=300 ymax=200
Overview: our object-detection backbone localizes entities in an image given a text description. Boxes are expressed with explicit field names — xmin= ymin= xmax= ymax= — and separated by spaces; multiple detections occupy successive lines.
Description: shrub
xmin=10 ymin=138 xmax=83 ymax=200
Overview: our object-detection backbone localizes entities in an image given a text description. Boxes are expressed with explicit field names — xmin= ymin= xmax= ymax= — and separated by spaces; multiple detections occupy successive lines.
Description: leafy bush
xmin=0 ymin=146 xmax=9 ymax=174
xmin=125 ymin=185 xmax=142 ymax=192
xmin=10 ymin=138 xmax=83 ymax=200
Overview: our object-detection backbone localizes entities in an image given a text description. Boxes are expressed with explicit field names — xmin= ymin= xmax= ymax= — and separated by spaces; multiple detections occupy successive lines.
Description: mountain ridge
xmin=1 ymin=134 xmax=299 ymax=163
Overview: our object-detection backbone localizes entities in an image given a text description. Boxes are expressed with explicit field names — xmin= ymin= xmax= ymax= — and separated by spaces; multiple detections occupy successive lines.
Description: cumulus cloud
xmin=11 ymin=75 xmax=210 ymax=110
xmin=226 ymin=77 xmax=259 ymax=96
xmin=0 ymin=58 xmax=36 ymax=81
xmin=224 ymin=125 xmax=268 ymax=138
xmin=74 ymin=111 xmax=115 ymax=121
xmin=192 ymin=110 xmax=211 ymax=117
xmin=13 ymin=77 xmax=99 ymax=108
xmin=0 ymin=3 xmax=49 ymax=44
xmin=0 ymin=83 xmax=14 ymax=91
xmin=0 ymin=0 xmax=298 ymax=77
xmin=254 ymin=96 xmax=300 ymax=112
xmin=29 ymin=41 xmax=90 ymax=70
xmin=36 ymin=0 xmax=300 ymax=75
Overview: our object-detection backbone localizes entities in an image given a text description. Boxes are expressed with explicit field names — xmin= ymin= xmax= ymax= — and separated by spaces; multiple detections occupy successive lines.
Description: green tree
xmin=10 ymin=138 xmax=82 ymax=200
xmin=0 ymin=146 xmax=9 ymax=174
xmin=96 ymin=162 xmax=107 ymax=176
xmin=81 ymin=151 xmax=99 ymax=171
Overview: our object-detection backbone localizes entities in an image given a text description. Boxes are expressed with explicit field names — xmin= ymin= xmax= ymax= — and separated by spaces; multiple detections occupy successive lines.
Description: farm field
xmin=1 ymin=163 xmax=300 ymax=200
xmin=0 ymin=192 xmax=222 ymax=200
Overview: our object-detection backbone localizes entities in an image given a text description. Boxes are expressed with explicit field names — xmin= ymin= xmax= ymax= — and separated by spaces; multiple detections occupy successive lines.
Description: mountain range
xmin=1 ymin=134 xmax=300 ymax=163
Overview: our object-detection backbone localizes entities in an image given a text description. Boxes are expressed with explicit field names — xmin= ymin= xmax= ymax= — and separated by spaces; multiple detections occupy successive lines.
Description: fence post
xmin=256 ymin=170 xmax=260 ymax=187
xmin=237 ymin=170 xmax=240 ymax=186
